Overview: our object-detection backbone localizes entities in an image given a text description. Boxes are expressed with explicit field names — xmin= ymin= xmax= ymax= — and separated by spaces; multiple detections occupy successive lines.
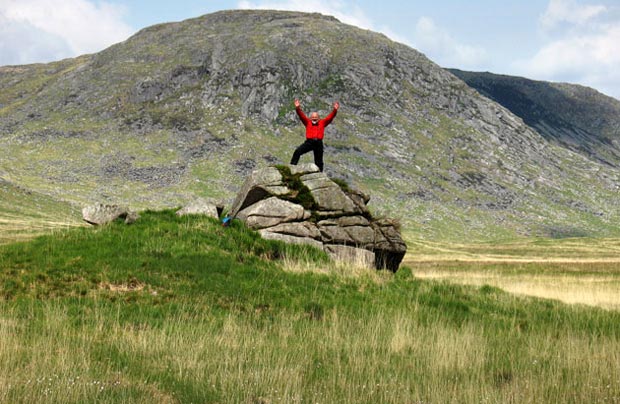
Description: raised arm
xmin=294 ymin=98 xmax=309 ymax=126
xmin=323 ymin=101 xmax=339 ymax=126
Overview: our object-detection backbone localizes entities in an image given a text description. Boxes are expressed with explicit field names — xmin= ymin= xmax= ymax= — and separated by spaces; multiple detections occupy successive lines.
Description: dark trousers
xmin=290 ymin=139 xmax=324 ymax=171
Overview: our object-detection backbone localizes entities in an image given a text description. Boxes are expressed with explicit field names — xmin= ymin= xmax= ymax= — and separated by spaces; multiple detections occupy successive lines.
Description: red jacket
xmin=296 ymin=106 xmax=337 ymax=140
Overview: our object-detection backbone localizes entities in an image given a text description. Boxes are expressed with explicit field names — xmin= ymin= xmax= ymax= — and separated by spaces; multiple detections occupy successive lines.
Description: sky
xmin=1 ymin=0 xmax=620 ymax=99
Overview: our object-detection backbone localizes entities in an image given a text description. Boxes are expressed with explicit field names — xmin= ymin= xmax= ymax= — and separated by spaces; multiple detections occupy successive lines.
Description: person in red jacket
xmin=290 ymin=98 xmax=339 ymax=172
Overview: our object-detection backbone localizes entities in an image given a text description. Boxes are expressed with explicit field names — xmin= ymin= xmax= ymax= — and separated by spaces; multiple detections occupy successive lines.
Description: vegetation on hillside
xmin=2 ymin=10 xmax=620 ymax=240
xmin=0 ymin=211 xmax=618 ymax=403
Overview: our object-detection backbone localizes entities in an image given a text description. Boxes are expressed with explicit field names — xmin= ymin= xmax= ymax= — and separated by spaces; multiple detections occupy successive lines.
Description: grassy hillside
xmin=0 ymin=180 xmax=83 ymax=244
xmin=0 ymin=211 xmax=619 ymax=403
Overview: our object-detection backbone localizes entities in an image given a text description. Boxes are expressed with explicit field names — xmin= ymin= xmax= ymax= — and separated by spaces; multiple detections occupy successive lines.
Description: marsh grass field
xmin=0 ymin=211 xmax=619 ymax=403
xmin=404 ymin=238 xmax=620 ymax=310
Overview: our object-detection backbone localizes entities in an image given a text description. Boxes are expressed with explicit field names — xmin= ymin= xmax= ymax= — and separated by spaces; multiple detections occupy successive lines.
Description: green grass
xmin=0 ymin=211 xmax=619 ymax=403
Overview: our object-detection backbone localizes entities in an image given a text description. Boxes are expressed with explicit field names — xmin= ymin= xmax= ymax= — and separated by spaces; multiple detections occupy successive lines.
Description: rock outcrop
xmin=231 ymin=164 xmax=407 ymax=271
xmin=82 ymin=204 xmax=139 ymax=225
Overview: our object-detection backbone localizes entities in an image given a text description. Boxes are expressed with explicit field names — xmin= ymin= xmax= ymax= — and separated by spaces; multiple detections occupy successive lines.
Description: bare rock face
xmin=259 ymin=229 xmax=324 ymax=250
xmin=300 ymin=172 xmax=359 ymax=214
xmin=372 ymin=219 xmax=407 ymax=271
xmin=236 ymin=197 xmax=310 ymax=228
xmin=231 ymin=165 xmax=407 ymax=271
xmin=230 ymin=166 xmax=293 ymax=218
xmin=261 ymin=221 xmax=322 ymax=239
xmin=82 ymin=204 xmax=139 ymax=225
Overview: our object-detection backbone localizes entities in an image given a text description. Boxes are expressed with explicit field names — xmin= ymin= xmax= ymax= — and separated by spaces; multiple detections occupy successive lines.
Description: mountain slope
xmin=0 ymin=178 xmax=83 ymax=244
xmin=1 ymin=9 xmax=620 ymax=239
xmin=449 ymin=69 xmax=620 ymax=167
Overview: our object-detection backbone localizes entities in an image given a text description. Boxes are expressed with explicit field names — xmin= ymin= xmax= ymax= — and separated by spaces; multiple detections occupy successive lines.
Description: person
xmin=290 ymin=98 xmax=339 ymax=172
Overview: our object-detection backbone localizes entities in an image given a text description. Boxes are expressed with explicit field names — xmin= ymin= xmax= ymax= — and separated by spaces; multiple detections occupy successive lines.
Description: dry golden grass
xmin=404 ymin=238 xmax=620 ymax=310
xmin=406 ymin=238 xmax=620 ymax=262
xmin=281 ymin=237 xmax=620 ymax=310
xmin=0 ymin=216 xmax=85 ymax=245
xmin=414 ymin=269 xmax=620 ymax=310
xmin=0 ymin=306 xmax=170 ymax=403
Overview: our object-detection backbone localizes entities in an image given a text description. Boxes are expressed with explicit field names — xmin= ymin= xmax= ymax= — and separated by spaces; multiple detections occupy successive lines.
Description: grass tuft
xmin=274 ymin=164 xmax=318 ymax=210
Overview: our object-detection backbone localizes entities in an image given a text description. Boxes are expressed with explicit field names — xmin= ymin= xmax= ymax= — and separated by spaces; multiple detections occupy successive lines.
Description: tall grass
xmin=406 ymin=259 xmax=620 ymax=310
xmin=1 ymin=211 xmax=619 ymax=403
xmin=405 ymin=237 xmax=620 ymax=262
xmin=1 ymin=299 xmax=618 ymax=403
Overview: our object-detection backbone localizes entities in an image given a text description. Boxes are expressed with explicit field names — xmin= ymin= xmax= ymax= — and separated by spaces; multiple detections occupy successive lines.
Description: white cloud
xmin=514 ymin=0 xmax=620 ymax=99
xmin=541 ymin=0 xmax=607 ymax=29
xmin=412 ymin=16 xmax=488 ymax=69
xmin=0 ymin=0 xmax=133 ymax=66
xmin=517 ymin=26 xmax=620 ymax=76
xmin=0 ymin=15 xmax=71 ymax=65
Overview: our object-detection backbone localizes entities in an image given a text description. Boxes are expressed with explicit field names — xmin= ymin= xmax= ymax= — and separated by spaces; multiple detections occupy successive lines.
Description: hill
xmin=449 ymin=69 xmax=620 ymax=167
xmin=2 ymin=10 xmax=620 ymax=239
xmin=1 ymin=211 xmax=619 ymax=403
xmin=0 ymin=178 xmax=82 ymax=244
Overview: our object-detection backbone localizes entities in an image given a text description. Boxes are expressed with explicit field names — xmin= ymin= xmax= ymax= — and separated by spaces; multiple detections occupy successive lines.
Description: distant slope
xmin=0 ymin=178 xmax=83 ymax=244
xmin=449 ymin=69 xmax=620 ymax=167
xmin=2 ymin=10 xmax=620 ymax=239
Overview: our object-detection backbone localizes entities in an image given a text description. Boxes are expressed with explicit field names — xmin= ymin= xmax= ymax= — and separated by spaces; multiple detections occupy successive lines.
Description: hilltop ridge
xmin=449 ymin=69 xmax=620 ymax=167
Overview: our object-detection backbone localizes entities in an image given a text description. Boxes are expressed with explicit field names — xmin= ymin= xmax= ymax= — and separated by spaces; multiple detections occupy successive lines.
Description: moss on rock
xmin=274 ymin=165 xmax=318 ymax=211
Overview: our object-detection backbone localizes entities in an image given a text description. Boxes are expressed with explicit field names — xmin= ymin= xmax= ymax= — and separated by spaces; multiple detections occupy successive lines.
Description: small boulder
xmin=124 ymin=210 xmax=140 ymax=225
xmin=82 ymin=204 xmax=139 ymax=225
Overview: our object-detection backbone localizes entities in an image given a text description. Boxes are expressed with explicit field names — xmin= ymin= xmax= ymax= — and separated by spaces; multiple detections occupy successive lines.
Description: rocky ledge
xmin=230 ymin=164 xmax=407 ymax=271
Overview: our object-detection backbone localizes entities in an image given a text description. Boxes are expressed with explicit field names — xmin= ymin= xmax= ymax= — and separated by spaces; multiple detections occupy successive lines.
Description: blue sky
xmin=1 ymin=0 xmax=619 ymax=99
